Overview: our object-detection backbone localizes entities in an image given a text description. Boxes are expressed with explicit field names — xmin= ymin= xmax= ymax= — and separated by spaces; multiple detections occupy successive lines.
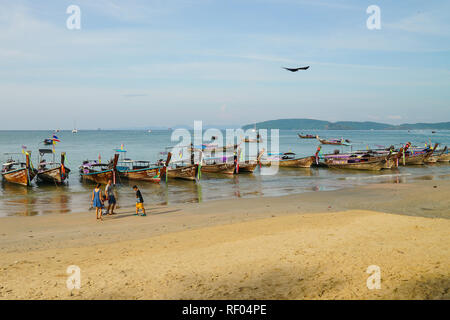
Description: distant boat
xmin=147 ymin=129 xmax=152 ymax=133
xmin=298 ymin=133 xmax=316 ymax=139
xmin=72 ymin=120 xmax=78 ymax=133
xmin=316 ymin=136 xmax=351 ymax=146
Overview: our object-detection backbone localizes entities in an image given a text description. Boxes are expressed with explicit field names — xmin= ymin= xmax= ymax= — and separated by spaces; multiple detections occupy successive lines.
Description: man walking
xmin=105 ymin=180 xmax=116 ymax=215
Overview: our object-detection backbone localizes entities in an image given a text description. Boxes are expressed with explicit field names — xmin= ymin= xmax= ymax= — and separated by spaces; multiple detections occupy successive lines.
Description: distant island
xmin=242 ymin=119 xmax=450 ymax=131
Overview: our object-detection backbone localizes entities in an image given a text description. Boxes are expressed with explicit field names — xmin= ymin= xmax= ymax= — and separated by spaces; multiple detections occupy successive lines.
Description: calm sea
xmin=1 ymin=129 xmax=449 ymax=217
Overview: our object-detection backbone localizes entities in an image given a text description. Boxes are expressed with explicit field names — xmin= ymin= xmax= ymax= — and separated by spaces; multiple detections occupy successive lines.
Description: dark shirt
xmin=136 ymin=190 xmax=144 ymax=203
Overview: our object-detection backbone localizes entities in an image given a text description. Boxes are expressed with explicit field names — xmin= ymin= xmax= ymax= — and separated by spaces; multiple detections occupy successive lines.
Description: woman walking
xmin=92 ymin=183 xmax=104 ymax=220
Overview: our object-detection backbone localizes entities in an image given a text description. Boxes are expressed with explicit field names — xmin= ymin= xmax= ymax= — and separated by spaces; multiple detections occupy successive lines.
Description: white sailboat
xmin=72 ymin=121 xmax=78 ymax=134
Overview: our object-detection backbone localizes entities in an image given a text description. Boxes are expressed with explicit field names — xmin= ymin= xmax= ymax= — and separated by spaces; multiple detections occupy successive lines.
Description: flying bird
xmin=283 ymin=66 xmax=310 ymax=72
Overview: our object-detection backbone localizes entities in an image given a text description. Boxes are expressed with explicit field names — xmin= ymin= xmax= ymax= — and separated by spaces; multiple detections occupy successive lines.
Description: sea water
xmin=0 ymin=129 xmax=449 ymax=217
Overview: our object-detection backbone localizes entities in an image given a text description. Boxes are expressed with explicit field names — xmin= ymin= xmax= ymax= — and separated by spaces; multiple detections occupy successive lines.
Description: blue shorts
xmin=108 ymin=195 xmax=116 ymax=205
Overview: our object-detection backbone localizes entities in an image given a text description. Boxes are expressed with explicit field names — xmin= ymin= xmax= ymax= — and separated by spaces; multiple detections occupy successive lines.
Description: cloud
xmin=387 ymin=115 xmax=402 ymax=120
xmin=255 ymin=0 xmax=358 ymax=10
xmin=123 ymin=93 xmax=148 ymax=98
xmin=386 ymin=12 xmax=450 ymax=36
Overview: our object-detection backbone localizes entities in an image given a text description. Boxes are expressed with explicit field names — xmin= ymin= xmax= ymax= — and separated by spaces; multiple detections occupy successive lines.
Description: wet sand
xmin=0 ymin=180 xmax=449 ymax=299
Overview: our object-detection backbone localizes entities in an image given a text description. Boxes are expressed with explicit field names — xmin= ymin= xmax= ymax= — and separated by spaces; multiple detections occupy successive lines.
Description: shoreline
xmin=0 ymin=180 xmax=449 ymax=299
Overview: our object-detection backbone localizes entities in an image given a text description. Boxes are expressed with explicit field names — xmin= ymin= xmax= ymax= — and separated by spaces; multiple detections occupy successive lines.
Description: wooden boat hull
xmin=438 ymin=153 xmax=450 ymax=162
xmin=244 ymin=138 xmax=262 ymax=143
xmin=298 ymin=134 xmax=316 ymax=139
xmin=401 ymin=152 xmax=431 ymax=165
xmin=167 ymin=164 xmax=198 ymax=181
xmin=262 ymin=156 xmax=314 ymax=168
xmin=384 ymin=158 xmax=396 ymax=169
xmin=2 ymin=168 xmax=36 ymax=186
xmin=118 ymin=167 xmax=162 ymax=183
xmin=325 ymin=160 xmax=386 ymax=171
xmin=37 ymin=166 xmax=70 ymax=184
xmin=425 ymin=156 xmax=439 ymax=164
xmin=201 ymin=163 xmax=235 ymax=175
xmin=318 ymin=139 xmax=344 ymax=145
xmin=237 ymin=162 xmax=258 ymax=173
xmin=81 ymin=170 xmax=115 ymax=184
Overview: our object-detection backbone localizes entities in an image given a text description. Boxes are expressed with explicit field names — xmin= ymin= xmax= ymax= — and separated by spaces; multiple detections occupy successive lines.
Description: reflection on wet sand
xmin=1 ymin=182 xmax=38 ymax=216
xmin=0 ymin=182 xmax=72 ymax=216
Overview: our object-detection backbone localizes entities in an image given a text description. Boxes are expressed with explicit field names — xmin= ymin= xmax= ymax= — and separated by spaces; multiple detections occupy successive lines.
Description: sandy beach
xmin=0 ymin=180 xmax=449 ymax=299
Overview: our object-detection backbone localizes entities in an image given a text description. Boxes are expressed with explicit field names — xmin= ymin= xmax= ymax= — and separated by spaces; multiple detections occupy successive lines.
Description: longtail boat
xmin=425 ymin=155 xmax=439 ymax=164
xmin=323 ymin=156 xmax=387 ymax=171
xmin=399 ymin=152 xmax=429 ymax=165
xmin=261 ymin=152 xmax=315 ymax=168
xmin=114 ymin=148 xmax=164 ymax=183
xmin=200 ymin=150 xmax=236 ymax=174
xmin=164 ymin=152 xmax=199 ymax=181
xmin=298 ymin=134 xmax=317 ymax=139
xmin=316 ymin=136 xmax=351 ymax=146
xmin=321 ymin=149 xmax=399 ymax=170
xmin=237 ymin=162 xmax=258 ymax=173
xmin=424 ymin=144 xmax=446 ymax=164
xmin=37 ymin=150 xmax=71 ymax=184
xmin=80 ymin=154 xmax=119 ymax=184
xmin=117 ymin=160 xmax=164 ymax=183
xmin=237 ymin=150 xmax=265 ymax=173
xmin=1 ymin=152 xmax=37 ymax=186
xmin=201 ymin=162 xmax=236 ymax=174
xmin=438 ymin=146 xmax=450 ymax=162
xmin=166 ymin=164 xmax=199 ymax=181
xmin=398 ymin=143 xmax=437 ymax=166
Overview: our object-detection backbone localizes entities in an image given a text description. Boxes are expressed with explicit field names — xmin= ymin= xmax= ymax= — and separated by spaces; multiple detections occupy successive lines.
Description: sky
xmin=0 ymin=0 xmax=449 ymax=129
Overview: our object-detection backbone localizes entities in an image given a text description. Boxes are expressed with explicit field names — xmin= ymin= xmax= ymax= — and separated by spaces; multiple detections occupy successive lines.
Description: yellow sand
xmin=0 ymin=180 xmax=449 ymax=299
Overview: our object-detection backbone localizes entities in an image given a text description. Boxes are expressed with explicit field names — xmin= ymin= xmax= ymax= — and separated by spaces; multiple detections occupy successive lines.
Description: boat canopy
xmin=39 ymin=149 xmax=53 ymax=154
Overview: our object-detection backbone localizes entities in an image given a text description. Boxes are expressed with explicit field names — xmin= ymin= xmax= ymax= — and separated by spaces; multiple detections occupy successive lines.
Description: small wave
xmin=343 ymin=173 xmax=412 ymax=180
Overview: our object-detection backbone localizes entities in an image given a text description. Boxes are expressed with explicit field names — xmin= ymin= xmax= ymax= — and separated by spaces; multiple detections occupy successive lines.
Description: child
xmin=133 ymin=185 xmax=146 ymax=216
xmin=101 ymin=194 xmax=109 ymax=216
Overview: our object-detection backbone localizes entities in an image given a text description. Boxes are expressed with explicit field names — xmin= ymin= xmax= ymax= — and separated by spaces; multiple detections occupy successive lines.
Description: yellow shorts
xmin=136 ymin=203 xmax=144 ymax=210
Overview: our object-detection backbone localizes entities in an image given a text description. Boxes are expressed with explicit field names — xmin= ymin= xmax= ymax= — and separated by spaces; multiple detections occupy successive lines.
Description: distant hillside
xmin=242 ymin=119 xmax=450 ymax=130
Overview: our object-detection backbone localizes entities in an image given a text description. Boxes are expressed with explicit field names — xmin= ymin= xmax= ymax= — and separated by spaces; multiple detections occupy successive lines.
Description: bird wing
xmin=283 ymin=66 xmax=310 ymax=72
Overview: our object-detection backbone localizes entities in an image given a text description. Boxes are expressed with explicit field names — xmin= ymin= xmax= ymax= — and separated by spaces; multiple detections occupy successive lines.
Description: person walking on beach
xmin=105 ymin=180 xmax=116 ymax=215
xmin=133 ymin=185 xmax=146 ymax=216
xmin=92 ymin=183 xmax=104 ymax=220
